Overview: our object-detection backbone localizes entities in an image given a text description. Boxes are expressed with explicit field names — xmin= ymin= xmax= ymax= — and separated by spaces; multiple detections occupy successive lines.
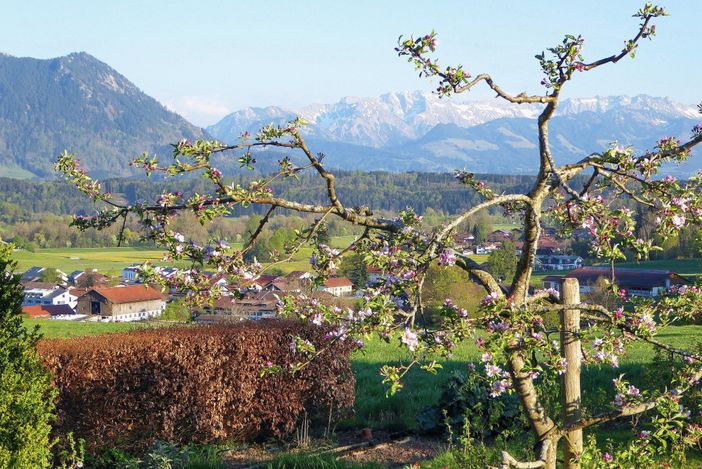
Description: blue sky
xmin=3 ymin=1 xmax=700 ymax=126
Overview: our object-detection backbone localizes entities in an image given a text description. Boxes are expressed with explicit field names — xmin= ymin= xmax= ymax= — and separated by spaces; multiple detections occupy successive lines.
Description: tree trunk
xmin=560 ymin=278 xmax=583 ymax=468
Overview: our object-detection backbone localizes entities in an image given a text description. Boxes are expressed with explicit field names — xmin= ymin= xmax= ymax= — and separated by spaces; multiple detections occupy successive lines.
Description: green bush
xmin=417 ymin=367 xmax=527 ymax=440
xmin=0 ymin=243 xmax=57 ymax=468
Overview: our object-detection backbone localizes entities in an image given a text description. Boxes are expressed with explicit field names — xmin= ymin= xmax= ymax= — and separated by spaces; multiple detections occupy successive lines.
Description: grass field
xmin=24 ymin=318 xmax=159 ymax=339
xmin=344 ymin=325 xmax=702 ymax=432
xmin=12 ymin=247 xmax=184 ymax=277
xmin=346 ymin=325 xmax=702 ymax=466
xmin=11 ymin=235 xmax=362 ymax=277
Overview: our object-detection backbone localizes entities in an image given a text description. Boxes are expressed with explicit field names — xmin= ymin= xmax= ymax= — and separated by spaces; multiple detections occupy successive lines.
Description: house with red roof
xmin=320 ymin=276 xmax=353 ymax=297
xmin=75 ymin=285 xmax=165 ymax=322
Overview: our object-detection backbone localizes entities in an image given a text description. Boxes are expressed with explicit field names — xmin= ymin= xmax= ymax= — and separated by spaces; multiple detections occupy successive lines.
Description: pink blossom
xmin=490 ymin=379 xmax=511 ymax=397
xmin=603 ymin=453 xmax=613 ymax=462
xmin=481 ymin=291 xmax=500 ymax=306
xmin=672 ymin=214 xmax=686 ymax=228
xmin=438 ymin=250 xmax=457 ymax=266
xmin=485 ymin=364 xmax=502 ymax=377
xmin=402 ymin=328 xmax=419 ymax=351
xmin=310 ymin=313 xmax=324 ymax=326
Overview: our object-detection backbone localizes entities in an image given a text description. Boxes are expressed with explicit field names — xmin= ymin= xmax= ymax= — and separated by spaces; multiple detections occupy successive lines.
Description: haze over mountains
xmin=0 ymin=52 xmax=699 ymax=179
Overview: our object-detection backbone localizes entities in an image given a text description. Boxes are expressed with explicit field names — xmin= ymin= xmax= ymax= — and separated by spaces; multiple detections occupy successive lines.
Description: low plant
xmin=417 ymin=367 xmax=528 ymax=440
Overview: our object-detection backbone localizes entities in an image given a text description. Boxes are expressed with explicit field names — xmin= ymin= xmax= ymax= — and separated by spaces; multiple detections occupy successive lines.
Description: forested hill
xmin=0 ymin=52 xmax=207 ymax=179
xmin=0 ymin=172 xmax=537 ymax=218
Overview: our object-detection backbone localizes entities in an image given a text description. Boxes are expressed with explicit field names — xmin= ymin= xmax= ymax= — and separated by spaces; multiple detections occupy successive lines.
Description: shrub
xmin=417 ymin=368 xmax=527 ymax=440
xmin=0 ymin=243 xmax=57 ymax=468
xmin=39 ymin=321 xmax=356 ymax=454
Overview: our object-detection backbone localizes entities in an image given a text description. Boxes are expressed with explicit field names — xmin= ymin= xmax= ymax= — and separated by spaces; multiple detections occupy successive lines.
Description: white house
xmin=320 ymin=277 xmax=354 ymax=297
xmin=474 ymin=243 xmax=500 ymax=255
xmin=535 ymin=255 xmax=584 ymax=271
xmin=22 ymin=283 xmax=79 ymax=310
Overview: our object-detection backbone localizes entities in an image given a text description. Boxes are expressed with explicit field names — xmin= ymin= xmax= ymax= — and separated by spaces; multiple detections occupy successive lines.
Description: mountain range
xmin=0 ymin=51 xmax=699 ymax=179
xmin=208 ymin=92 xmax=701 ymax=175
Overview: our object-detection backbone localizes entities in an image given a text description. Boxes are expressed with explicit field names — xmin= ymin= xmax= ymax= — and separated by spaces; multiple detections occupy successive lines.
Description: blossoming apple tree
xmin=56 ymin=3 xmax=702 ymax=468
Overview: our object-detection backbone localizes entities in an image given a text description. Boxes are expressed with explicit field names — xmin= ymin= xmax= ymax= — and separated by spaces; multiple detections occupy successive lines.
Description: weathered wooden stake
xmin=560 ymin=278 xmax=583 ymax=468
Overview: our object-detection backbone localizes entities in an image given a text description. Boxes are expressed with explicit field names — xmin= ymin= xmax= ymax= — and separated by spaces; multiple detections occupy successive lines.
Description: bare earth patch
xmin=221 ymin=431 xmax=446 ymax=468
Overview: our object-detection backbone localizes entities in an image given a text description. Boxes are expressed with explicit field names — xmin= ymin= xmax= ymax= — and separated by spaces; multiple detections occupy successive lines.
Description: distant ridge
xmin=0 ymin=51 xmax=207 ymax=178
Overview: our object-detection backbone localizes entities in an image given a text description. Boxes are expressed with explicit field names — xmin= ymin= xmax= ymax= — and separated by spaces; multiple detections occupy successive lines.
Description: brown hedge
xmin=38 ymin=320 xmax=355 ymax=453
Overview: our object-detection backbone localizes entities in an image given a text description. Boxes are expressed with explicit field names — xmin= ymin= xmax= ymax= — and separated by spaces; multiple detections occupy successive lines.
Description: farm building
xmin=75 ymin=285 xmax=165 ymax=322
xmin=543 ymin=267 xmax=688 ymax=297
xmin=320 ymin=277 xmax=353 ymax=297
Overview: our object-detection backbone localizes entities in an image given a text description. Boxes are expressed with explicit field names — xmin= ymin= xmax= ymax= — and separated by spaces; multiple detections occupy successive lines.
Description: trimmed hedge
xmin=39 ymin=321 xmax=355 ymax=453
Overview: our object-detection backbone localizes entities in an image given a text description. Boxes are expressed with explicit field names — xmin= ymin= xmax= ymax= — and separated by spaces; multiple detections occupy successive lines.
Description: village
xmin=18 ymin=227 xmax=691 ymax=324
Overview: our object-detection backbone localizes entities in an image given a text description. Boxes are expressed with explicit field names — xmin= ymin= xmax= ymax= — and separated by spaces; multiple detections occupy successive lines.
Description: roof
xmin=565 ymin=267 xmax=688 ymax=289
xmin=323 ymin=277 xmax=353 ymax=288
xmin=22 ymin=282 xmax=61 ymax=291
xmin=236 ymin=274 xmax=281 ymax=289
xmin=284 ymin=270 xmax=309 ymax=279
xmin=22 ymin=266 xmax=45 ymax=280
xmin=70 ymin=288 xmax=88 ymax=297
xmin=22 ymin=304 xmax=74 ymax=318
xmin=254 ymin=274 xmax=280 ymax=286
xmin=269 ymin=280 xmax=300 ymax=291
xmin=516 ymin=237 xmax=560 ymax=250
xmin=543 ymin=275 xmax=565 ymax=282
xmin=84 ymin=285 xmax=164 ymax=304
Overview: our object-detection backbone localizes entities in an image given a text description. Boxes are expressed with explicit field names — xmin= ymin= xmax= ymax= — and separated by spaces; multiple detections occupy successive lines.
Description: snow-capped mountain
xmin=209 ymin=91 xmax=543 ymax=148
xmin=208 ymin=92 xmax=700 ymax=175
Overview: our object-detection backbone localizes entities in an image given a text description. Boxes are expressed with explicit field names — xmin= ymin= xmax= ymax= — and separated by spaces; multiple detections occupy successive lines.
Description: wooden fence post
xmin=560 ymin=277 xmax=582 ymax=468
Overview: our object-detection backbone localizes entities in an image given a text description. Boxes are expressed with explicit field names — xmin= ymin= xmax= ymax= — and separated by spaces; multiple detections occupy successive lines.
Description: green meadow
xmin=11 ymin=235 xmax=361 ymax=277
